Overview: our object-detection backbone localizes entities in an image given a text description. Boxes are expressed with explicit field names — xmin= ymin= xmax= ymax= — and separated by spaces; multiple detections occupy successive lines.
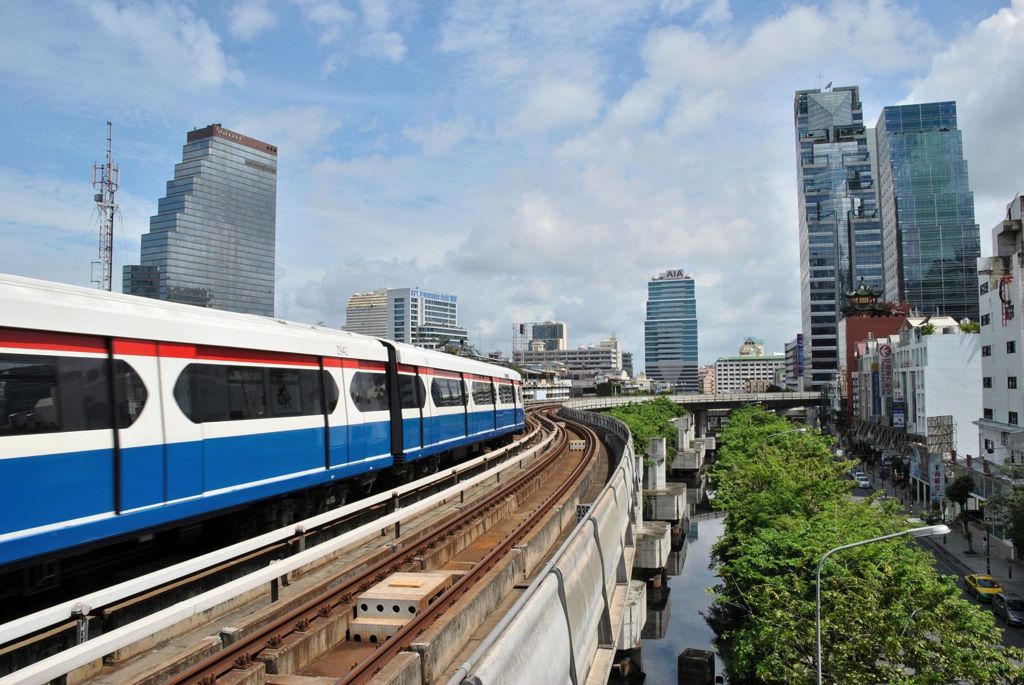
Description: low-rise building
xmin=713 ymin=354 xmax=784 ymax=393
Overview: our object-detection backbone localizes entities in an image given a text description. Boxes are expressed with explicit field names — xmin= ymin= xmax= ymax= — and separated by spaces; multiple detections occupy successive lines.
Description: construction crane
xmin=91 ymin=121 xmax=119 ymax=291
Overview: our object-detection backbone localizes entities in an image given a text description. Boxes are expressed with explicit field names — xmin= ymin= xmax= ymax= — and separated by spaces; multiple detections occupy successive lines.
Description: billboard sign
xmin=930 ymin=455 xmax=946 ymax=502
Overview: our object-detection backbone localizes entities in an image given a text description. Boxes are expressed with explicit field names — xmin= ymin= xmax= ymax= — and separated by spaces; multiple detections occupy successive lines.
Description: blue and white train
xmin=0 ymin=274 xmax=524 ymax=567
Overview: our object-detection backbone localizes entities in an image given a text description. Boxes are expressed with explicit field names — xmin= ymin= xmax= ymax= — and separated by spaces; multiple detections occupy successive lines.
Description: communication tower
xmin=91 ymin=121 xmax=119 ymax=291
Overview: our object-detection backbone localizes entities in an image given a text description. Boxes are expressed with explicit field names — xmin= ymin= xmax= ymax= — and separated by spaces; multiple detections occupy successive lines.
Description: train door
xmin=0 ymin=328 xmax=116 ymax=536
xmin=345 ymin=360 xmax=392 ymax=467
xmin=490 ymin=379 xmax=498 ymax=431
xmin=158 ymin=342 xmax=205 ymax=501
xmin=111 ymin=340 xmax=166 ymax=510
xmin=396 ymin=364 xmax=424 ymax=460
xmin=323 ymin=358 xmax=349 ymax=468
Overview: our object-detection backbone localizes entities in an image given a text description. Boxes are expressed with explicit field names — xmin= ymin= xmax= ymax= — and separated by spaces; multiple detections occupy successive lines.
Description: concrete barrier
xmin=450 ymin=407 xmax=641 ymax=685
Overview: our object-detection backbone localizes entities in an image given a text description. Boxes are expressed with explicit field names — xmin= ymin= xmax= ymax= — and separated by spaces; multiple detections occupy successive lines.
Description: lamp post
xmin=761 ymin=427 xmax=809 ymax=460
xmin=815 ymin=523 xmax=950 ymax=684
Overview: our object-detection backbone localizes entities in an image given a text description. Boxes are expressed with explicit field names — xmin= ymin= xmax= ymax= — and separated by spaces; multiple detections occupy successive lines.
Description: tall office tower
xmin=531 ymin=321 xmax=568 ymax=350
xmin=123 ymin=123 xmax=278 ymax=316
xmin=344 ymin=288 xmax=388 ymax=337
xmin=795 ymin=87 xmax=882 ymax=389
xmin=644 ymin=269 xmax=698 ymax=391
xmin=387 ymin=287 xmax=470 ymax=349
xmin=875 ymin=102 xmax=980 ymax=322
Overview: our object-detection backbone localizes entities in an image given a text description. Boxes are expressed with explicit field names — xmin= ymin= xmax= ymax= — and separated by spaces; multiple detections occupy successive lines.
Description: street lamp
xmin=815 ymin=523 xmax=950 ymax=684
xmin=761 ymin=427 xmax=809 ymax=460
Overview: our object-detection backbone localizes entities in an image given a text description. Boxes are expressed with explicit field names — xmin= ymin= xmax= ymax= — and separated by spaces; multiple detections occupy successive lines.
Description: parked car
xmin=993 ymin=593 xmax=1024 ymax=626
xmin=855 ymin=475 xmax=871 ymax=489
xmin=965 ymin=574 xmax=1004 ymax=602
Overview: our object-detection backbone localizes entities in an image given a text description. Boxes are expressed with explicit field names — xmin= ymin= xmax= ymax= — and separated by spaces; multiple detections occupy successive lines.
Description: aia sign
xmin=665 ymin=269 xmax=688 ymax=279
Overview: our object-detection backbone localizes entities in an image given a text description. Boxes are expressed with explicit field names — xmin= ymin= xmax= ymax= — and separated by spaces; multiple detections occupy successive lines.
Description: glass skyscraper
xmin=795 ymin=87 xmax=882 ymax=389
xmin=123 ymin=123 xmax=278 ymax=316
xmin=875 ymin=102 xmax=980 ymax=321
xmin=644 ymin=269 xmax=698 ymax=391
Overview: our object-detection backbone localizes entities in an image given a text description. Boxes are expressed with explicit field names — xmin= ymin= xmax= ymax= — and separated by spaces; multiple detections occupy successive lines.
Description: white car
xmin=856 ymin=475 xmax=871 ymax=489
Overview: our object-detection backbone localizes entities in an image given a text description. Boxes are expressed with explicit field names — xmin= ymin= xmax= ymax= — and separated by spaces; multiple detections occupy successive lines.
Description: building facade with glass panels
xmin=387 ymin=287 xmax=469 ymax=349
xmin=644 ymin=270 xmax=698 ymax=391
xmin=123 ymin=124 xmax=277 ymax=316
xmin=795 ymin=87 xmax=882 ymax=389
xmin=875 ymin=102 xmax=980 ymax=322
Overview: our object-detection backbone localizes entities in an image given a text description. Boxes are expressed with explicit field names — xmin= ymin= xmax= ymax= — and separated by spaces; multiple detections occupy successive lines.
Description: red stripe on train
xmin=0 ymin=327 xmax=107 ymax=354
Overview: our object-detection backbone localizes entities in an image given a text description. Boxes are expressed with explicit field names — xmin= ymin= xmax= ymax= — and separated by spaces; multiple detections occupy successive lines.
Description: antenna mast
xmin=91 ymin=121 xmax=119 ymax=291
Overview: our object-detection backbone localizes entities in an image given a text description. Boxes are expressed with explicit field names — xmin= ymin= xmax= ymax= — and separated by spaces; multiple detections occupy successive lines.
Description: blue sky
xmin=1 ymin=0 xmax=1022 ymax=366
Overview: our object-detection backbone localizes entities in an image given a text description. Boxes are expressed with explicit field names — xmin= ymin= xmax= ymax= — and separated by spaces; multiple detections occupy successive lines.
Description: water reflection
xmin=637 ymin=514 xmax=726 ymax=684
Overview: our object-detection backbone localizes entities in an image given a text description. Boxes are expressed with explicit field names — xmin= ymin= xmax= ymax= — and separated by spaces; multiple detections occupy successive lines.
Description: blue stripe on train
xmin=0 ymin=412 xmax=525 ymax=565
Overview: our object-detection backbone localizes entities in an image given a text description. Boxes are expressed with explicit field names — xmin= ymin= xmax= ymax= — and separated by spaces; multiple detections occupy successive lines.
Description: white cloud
xmin=359 ymin=0 xmax=407 ymax=62
xmin=697 ymin=0 xmax=730 ymax=26
xmin=0 ymin=1 xmax=242 ymax=112
xmin=403 ymin=120 xmax=474 ymax=157
xmin=232 ymin=105 xmax=342 ymax=160
xmin=903 ymin=0 xmax=1024 ymax=229
xmin=229 ymin=0 xmax=276 ymax=41
xmin=510 ymin=80 xmax=603 ymax=133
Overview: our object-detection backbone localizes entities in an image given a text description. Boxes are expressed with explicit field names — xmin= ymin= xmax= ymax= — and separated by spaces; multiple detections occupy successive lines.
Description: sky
xmin=0 ymin=0 xmax=1022 ymax=368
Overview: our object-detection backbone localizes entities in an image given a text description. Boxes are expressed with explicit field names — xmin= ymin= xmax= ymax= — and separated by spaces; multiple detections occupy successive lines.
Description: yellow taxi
xmin=964 ymin=574 xmax=1003 ymax=602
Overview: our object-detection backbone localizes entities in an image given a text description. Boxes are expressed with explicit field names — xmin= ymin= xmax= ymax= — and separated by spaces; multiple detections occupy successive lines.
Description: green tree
xmin=961 ymin=320 xmax=981 ymax=333
xmin=707 ymin=406 xmax=1021 ymax=684
xmin=605 ymin=396 xmax=686 ymax=456
xmin=946 ymin=474 xmax=976 ymax=553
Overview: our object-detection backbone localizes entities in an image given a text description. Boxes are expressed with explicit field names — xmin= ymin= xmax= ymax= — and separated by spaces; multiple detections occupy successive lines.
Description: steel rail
xmin=167 ymin=414 xmax=569 ymax=685
xmin=342 ymin=414 xmax=598 ymax=684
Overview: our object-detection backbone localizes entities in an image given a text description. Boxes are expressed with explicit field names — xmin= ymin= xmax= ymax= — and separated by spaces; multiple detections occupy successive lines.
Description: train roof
xmin=0 ymin=273 xmax=521 ymax=380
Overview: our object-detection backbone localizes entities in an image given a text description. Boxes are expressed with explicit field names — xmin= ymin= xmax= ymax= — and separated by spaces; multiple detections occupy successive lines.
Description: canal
xmin=639 ymin=512 xmax=726 ymax=683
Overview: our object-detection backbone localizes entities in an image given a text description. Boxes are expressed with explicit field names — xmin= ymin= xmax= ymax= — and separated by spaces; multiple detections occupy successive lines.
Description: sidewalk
xmin=867 ymin=469 xmax=1024 ymax=598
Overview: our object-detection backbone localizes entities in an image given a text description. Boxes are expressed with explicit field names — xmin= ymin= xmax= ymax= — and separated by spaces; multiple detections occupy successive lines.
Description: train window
xmin=175 ymin=364 xmax=334 ymax=423
xmin=398 ymin=375 xmax=425 ymax=409
xmin=323 ymin=372 xmax=340 ymax=413
xmin=175 ymin=365 xmax=229 ymax=423
xmin=350 ymin=372 xmax=389 ymax=412
xmin=0 ymin=354 xmax=148 ymax=436
xmin=497 ymin=385 xmax=514 ymax=404
xmin=472 ymin=382 xmax=494 ymax=405
xmin=431 ymin=378 xmax=464 ymax=408
xmin=113 ymin=360 xmax=148 ymax=428
xmin=269 ymin=368 xmax=306 ymax=417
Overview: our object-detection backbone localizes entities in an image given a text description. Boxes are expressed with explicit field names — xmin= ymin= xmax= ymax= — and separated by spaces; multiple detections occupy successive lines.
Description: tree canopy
xmin=605 ymin=396 xmax=686 ymax=457
xmin=707 ymin=406 xmax=1021 ymax=684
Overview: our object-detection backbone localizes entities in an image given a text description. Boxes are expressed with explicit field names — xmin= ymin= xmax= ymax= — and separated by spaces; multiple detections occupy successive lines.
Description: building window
xmin=1011 ymin=377 xmax=1019 ymax=389
xmin=1011 ymin=412 xmax=1019 ymax=426
xmin=984 ymin=408 xmax=993 ymax=420
xmin=984 ymin=377 xmax=992 ymax=388
xmin=981 ymin=282 xmax=989 ymax=295
xmin=1009 ymin=341 xmax=1017 ymax=354
xmin=981 ymin=314 xmax=991 ymax=326
xmin=983 ymin=345 xmax=992 ymax=357
xmin=985 ymin=438 xmax=995 ymax=453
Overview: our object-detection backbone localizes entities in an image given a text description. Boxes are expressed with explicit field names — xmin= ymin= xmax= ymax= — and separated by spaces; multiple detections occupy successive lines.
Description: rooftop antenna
xmin=91 ymin=121 xmax=119 ymax=291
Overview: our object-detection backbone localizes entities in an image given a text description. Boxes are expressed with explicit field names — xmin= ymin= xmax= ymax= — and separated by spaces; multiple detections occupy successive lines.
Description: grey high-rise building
xmin=644 ymin=269 xmax=698 ymax=391
xmin=874 ymin=102 xmax=980 ymax=322
xmin=123 ymin=123 xmax=278 ymax=316
xmin=531 ymin=321 xmax=568 ymax=351
xmin=795 ymin=87 xmax=882 ymax=389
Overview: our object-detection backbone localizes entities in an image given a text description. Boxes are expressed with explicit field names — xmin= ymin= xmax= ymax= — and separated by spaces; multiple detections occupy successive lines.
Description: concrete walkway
xmin=864 ymin=467 xmax=1024 ymax=597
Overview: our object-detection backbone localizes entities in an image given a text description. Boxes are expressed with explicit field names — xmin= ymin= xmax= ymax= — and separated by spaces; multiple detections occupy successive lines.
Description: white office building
xmin=713 ymin=354 xmax=785 ymax=393
xmin=976 ymin=195 xmax=1024 ymax=467
xmin=387 ymin=287 xmax=469 ymax=349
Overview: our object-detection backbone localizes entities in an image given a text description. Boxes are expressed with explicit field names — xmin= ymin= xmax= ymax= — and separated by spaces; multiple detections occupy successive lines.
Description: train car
xmin=0 ymin=274 xmax=523 ymax=567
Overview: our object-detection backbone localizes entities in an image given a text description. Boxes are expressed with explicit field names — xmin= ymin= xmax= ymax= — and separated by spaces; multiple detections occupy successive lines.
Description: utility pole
xmin=91 ymin=121 xmax=119 ymax=291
